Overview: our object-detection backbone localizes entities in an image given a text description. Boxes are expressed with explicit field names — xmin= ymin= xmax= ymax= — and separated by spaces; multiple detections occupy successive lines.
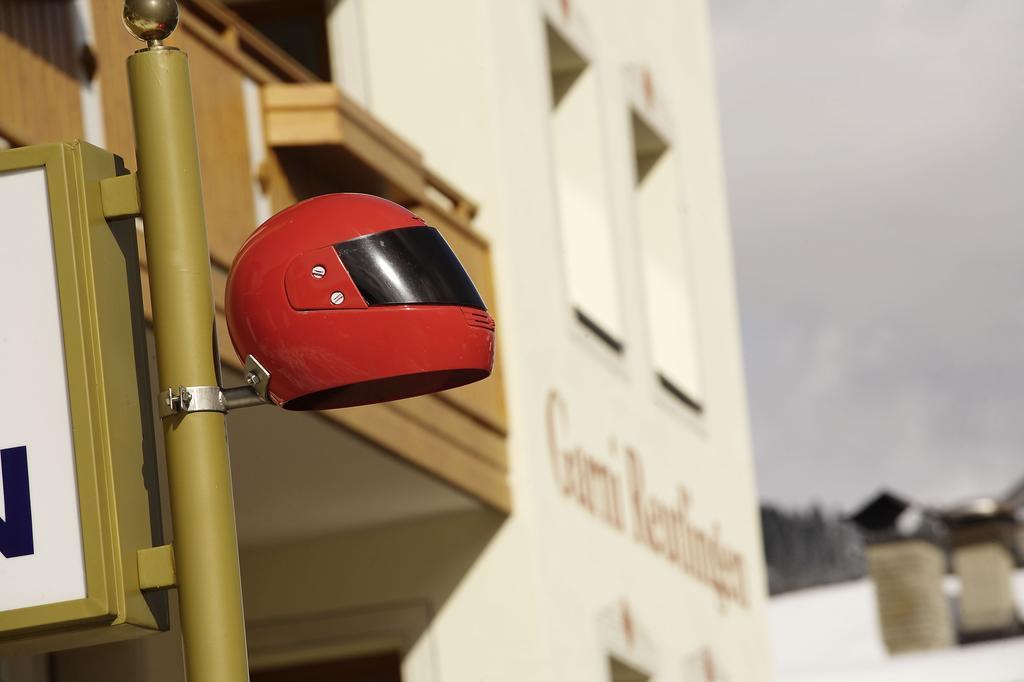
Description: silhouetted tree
xmin=761 ymin=504 xmax=866 ymax=594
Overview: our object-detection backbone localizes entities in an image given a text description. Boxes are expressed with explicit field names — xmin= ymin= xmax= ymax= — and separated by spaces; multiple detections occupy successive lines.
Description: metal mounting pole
xmin=123 ymin=1 xmax=249 ymax=680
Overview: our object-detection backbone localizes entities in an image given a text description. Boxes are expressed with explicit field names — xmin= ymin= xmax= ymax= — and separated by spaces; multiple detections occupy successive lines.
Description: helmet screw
xmin=311 ymin=265 xmax=326 ymax=279
xmin=330 ymin=291 xmax=345 ymax=305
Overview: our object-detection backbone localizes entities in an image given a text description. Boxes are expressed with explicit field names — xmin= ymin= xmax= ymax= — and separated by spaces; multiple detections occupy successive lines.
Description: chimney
xmin=944 ymin=498 xmax=1021 ymax=642
xmin=850 ymin=491 xmax=953 ymax=654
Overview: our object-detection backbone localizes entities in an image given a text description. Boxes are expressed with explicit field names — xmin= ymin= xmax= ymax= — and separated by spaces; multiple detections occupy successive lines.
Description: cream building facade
xmin=0 ymin=1 xmax=771 ymax=680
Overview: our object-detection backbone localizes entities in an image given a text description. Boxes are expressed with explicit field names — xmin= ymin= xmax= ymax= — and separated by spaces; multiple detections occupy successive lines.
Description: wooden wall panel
xmin=177 ymin=31 xmax=257 ymax=262
xmin=90 ymin=0 xmax=256 ymax=261
xmin=0 ymin=1 xmax=83 ymax=145
xmin=90 ymin=0 xmax=137 ymax=162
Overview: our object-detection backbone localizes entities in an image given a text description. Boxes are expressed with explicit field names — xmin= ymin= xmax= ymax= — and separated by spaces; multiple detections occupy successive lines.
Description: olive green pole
xmin=123 ymin=1 xmax=249 ymax=680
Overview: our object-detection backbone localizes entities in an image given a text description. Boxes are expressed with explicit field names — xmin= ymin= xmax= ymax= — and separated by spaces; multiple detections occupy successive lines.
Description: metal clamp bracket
xmin=161 ymin=385 xmax=224 ymax=417
xmin=159 ymin=355 xmax=271 ymax=417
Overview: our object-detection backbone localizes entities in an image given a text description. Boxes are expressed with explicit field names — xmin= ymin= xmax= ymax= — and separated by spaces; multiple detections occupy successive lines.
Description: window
xmin=546 ymin=23 xmax=624 ymax=350
xmin=631 ymin=111 xmax=703 ymax=410
xmin=225 ymin=0 xmax=331 ymax=81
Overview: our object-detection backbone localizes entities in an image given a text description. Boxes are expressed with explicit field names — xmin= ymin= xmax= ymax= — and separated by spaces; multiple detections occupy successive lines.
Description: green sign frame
xmin=0 ymin=141 xmax=167 ymax=651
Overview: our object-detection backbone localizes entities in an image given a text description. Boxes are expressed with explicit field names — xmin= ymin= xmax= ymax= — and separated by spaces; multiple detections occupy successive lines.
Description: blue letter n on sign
xmin=0 ymin=446 xmax=33 ymax=558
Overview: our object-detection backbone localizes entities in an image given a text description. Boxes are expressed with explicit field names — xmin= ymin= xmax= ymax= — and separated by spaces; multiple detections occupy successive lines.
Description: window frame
xmin=629 ymin=108 xmax=705 ymax=413
xmin=544 ymin=19 xmax=628 ymax=355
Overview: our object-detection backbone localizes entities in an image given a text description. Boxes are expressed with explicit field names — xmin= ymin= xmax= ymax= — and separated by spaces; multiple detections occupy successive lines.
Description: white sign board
xmin=0 ymin=167 xmax=88 ymax=611
xmin=0 ymin=142 xmax=167 ymax=651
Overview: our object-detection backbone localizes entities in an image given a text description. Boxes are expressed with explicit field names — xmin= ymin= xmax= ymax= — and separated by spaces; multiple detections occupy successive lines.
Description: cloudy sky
xmin=710 ymin=1 xmax=1024 ymax=510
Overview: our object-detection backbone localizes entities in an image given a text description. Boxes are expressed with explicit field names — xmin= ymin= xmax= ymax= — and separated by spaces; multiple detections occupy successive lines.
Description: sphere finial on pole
xmin=123 ymin=0 xmax=179 ymax=47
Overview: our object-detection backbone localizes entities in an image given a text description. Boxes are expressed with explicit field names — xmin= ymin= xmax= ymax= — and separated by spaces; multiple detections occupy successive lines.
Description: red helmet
xmin=225 ymin=194 xmax=495 ymax=410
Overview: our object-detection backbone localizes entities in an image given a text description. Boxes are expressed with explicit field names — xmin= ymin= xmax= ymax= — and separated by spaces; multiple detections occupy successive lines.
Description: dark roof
xmin=849 ymin=491 xmax=910 ymax=531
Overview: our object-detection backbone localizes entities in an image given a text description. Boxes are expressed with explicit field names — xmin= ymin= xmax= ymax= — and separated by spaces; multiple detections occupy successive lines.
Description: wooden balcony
xmin=0 ymin=0 xmax=512 ymax=511
xmin=262 ymin=83 xmax=424 ymax=203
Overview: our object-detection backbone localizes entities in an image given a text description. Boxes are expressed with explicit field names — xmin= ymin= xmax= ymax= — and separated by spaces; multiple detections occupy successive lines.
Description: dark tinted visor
xmin=335 ymin=226 xmax=486 ymax=309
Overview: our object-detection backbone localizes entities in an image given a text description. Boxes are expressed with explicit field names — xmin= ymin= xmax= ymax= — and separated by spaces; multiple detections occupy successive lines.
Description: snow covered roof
xmin=769 ymin=571 xmax=1024 ymax=681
